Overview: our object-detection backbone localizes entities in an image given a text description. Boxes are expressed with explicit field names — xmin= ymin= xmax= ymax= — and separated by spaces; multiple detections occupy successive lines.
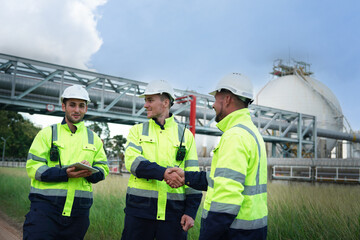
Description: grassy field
xmin=1 ymin=167 xmax=359 ymax=239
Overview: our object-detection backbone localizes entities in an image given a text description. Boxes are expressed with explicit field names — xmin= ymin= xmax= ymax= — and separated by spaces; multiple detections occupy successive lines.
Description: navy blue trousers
xmin=23 ymin=207 xmax=90 ymax=240
xmin=199 ymin=218 xmax=267 ymax=240
xmin=121 ymin=214 xmax=187 ymax=240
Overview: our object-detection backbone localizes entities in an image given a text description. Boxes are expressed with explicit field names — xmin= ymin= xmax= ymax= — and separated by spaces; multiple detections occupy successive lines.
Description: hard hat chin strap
xmin=237 ymin=96 xmax=253 ymax=107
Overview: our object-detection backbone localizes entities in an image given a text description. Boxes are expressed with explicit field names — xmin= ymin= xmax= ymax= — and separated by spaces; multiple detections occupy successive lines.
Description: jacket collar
xmin=216 ymin=108 xmax=251 ymax=133
xmin=151 ymin=113 xmax=174 ymax=130
xmin=61 ymin=117 xmax=85 ymax=133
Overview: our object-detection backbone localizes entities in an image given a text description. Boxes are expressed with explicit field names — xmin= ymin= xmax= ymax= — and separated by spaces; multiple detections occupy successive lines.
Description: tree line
xmin=0 ymin=110 xmax=41 ymax=159
xmin=0 ymin=110 xmax=127 ymax=161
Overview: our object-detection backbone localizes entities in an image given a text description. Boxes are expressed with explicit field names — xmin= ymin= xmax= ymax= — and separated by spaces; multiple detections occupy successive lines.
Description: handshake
xmin=163 ymin=168 xmax=185 ymax=188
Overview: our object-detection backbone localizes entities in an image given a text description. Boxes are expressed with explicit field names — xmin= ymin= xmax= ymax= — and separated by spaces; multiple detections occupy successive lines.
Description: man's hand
xmin=167 ymin=167 xmax=184 ymax=178
xmin=67 ymin=160 xmax=92 ymax=178
xmin=80 ymin=160 xmax=91 ymax=166
xmin=181 ymin=214 xmax=194 ymax=232
xmin=164 ymin=168 xmax=184 ymax=188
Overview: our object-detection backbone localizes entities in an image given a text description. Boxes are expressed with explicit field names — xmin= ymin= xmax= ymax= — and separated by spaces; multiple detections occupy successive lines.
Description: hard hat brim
xmin=138 ymin=92 xmax=161 ymax=98
xmin=61 ymin=85 xmax=90 ymax=103
xmin=61 ymin=97 xmax=91 ymax=103
xmin=209 ymin=90 xmax=218 ymax=96
xmin=139 ymin=92 xmax=174 ymax=101
xmin=209 ymin=87 xmax=253 ymax=100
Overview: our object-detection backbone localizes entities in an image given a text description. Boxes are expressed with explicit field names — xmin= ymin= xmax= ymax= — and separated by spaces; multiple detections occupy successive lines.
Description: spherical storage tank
xmin=255 ymin=66 xmax=343 ymax=157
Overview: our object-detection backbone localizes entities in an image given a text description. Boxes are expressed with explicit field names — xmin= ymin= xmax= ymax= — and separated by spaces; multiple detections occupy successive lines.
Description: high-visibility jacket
xmin=26 ymin=119 xmax=109 ymax=217
xmin=191 ymin=108 xmax=267 ymax=239
xmin=124 ymin=115 xmax=202 ymax=221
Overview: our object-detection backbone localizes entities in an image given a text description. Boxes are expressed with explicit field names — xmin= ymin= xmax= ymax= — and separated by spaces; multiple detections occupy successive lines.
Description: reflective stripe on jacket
xmin=26 ymin=119 xmax=109 ymax=217
xmin=124 ymin=115 xmax=202 ymax=221
xmin=202 ymin=108 xmax=267 ymax=234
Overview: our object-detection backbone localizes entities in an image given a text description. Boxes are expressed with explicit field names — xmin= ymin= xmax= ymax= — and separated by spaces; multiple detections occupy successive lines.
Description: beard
xmin=65 ymin=112 xmax=84 ymax=124
xmin=215 ymin=113 xmax=221 ymax=123
xmin=214 ymin=105 xmax=224 ymax=123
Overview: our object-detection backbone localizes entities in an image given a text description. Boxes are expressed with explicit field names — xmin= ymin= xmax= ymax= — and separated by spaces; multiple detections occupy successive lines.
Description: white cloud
xmin=0 ymin=0 xmax=106 ymax=69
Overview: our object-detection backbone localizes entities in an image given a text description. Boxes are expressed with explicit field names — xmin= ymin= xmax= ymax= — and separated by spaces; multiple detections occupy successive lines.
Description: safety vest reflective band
xmin=27 ymin=153 xmax=47 ymax=163
xmin=231 ymin=124 xmax=267 ymax=198
xmin=126 ymin=142 xmax=143 ymax=152
xmin=30 ymin=187 xmax=93 ymax=198
xmin=185 ymin=160 xmax=198 ymax=168
xmin=203 ymin=122 xmax=267 ymax=230
xmin=52 ymin=124 xmax=94 ymax=145
xmin=234 ymin=124 xmax=263 ymax=188
xmin=202 ymin=209 xmax=268 ymax=230
xmin=206 ymin=124 xmax=267 ymax=196
xmin=26 ymin=121 xmax=109 ymax=217
xmin=127 ymin=187 xmax=186 ymax=201
xmin=207 ymin=178 xmax=267 ymax=196
xmin=50 ymin=124 xmax=102 ymax=173
xmin=142 ymin=121 xmax=185 ymax=142
xmin=51 ymin=123 xmax=95 ymax=216
xmin=124 ymin=115 xmax=201 ymax=221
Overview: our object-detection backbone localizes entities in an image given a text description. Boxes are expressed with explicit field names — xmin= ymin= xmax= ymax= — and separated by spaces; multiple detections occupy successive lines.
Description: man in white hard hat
xmin=23 ymin=85 xmax=109 ymax=240
xmin=167 ymin=73 xmax=268 ymax=240
xmin=121 ymin=80 xmax=202 ymax=240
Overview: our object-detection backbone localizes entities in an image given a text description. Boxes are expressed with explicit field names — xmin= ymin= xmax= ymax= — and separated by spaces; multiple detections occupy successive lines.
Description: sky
xmin=1 ymin=0 xmax=360 ymax=134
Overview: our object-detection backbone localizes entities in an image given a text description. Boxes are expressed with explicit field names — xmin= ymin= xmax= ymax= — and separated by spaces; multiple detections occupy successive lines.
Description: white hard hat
xmin=61 ymin=85 xmax=90 ymax=103
xmin=209 ymin=73 xmax=254 ymax=100
xmin=139 ymin=79 xmax=175 ymax=100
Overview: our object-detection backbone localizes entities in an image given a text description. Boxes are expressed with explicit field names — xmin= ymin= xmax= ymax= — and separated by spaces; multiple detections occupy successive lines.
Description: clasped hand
xmin=163 ymin=168 xmax=185 ymax=188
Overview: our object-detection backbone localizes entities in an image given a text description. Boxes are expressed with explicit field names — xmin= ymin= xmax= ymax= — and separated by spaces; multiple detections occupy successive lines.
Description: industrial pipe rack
xmin=1 ymin=53 xmax=359 ymax=159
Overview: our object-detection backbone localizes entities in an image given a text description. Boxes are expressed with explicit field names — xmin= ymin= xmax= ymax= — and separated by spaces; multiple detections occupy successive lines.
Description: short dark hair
xmin=219 ymin=89 xmax=252 ymax=108
xmin=159 ymin=93 xmax=174 ymax=107
xmin=62 ymin=98 xmax=87 ymax=106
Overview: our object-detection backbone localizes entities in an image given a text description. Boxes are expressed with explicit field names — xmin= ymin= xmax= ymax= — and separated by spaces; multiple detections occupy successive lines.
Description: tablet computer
xmin=68 ymin=162 xmax=99 ymax=174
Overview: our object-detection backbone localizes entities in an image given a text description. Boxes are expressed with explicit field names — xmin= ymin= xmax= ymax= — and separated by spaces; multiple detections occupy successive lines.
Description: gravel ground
xmin=0 ymin=210 xmax=22 ymax=240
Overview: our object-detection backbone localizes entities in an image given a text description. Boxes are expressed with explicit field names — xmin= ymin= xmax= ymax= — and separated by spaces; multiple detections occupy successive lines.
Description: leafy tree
xmin=87 ymin=121 xmax=110 ymax=141
xmin=86 ymin=121 xmax=127 ymax=174
xmin=86 ymin=121 xmax=111 ymax=153
xmin=107 ymin=134 xmax=127 ymax=175
xmin=86 ymin=121 xmax=127 ymax=158
xmin=109 ymin=135 xmax=127 ymax=158
xmin=0 ymin=110 xmax=41 ymax=159
xmin=0 ymin=112 xmax=128 ymax=163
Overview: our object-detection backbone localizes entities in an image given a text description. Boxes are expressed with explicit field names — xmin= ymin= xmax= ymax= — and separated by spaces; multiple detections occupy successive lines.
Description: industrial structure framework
xmin=270 ymin=59 xmax=353 ymax=133
xmin=0 ymin=53 xmax=359 ymax=161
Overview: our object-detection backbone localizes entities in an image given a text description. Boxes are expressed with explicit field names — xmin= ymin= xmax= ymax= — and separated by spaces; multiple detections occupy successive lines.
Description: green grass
xmin=0 ymin=167 xmax=30 ymax=223
xmin=267 ymin=181 xmax=360 ymax=240
xmin=87 ymin=174 xmax=203 ymax=240
xmin=1 ymin=167 xmax=359 ymax=239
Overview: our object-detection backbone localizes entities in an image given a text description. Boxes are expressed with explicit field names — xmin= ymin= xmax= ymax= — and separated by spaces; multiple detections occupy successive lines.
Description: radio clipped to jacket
xmin=50 ymin=125 xmax=62 ymax=168
xmin=50 ymin=145 xmax=60 ymax=162
xmin=176 ymin=125 xmax=187 ymax=164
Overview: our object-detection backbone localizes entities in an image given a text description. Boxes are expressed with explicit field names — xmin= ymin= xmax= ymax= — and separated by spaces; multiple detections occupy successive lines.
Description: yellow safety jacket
xmin=201 ymin=108 xmax=267 ymax=236
xmin=26 ymin=119 xmax=109 ymax=217
xmin=124 ymin=115 xmax=202 ymax=221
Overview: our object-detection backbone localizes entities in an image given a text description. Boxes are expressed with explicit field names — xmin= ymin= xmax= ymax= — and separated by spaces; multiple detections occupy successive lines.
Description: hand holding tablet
xmin=68 ymin=162 xmax=99 ymax=174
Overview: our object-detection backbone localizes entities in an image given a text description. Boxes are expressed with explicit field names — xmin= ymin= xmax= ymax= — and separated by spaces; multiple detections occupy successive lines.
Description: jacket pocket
xmin=139 ymin=136 xmax=156 ymax=160
xmin=81 ymin=144 xmax=96 ymax=164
